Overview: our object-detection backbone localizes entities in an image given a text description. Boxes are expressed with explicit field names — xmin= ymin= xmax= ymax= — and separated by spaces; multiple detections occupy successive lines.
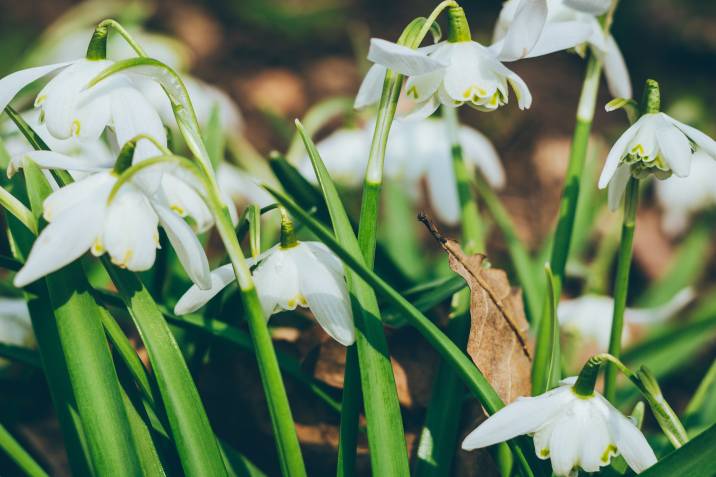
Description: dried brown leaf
xmin=421 ymin=215 xmax=532 ymax=403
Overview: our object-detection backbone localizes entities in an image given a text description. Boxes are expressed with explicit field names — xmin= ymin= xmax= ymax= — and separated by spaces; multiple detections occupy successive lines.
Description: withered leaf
xmin=421 ymin=215 xmax=532 ymax=403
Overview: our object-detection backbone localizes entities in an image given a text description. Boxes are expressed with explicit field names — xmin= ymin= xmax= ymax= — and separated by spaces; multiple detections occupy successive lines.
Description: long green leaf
xmin=20 ymin=161 xmax=142 ymax=475
xmin=104 ymin=264 xmax=228 ymax=477
xmin=5 ymin=212 xmax=91 ymax=475
xmin=265 ymin=184 xmax=538 ymax=477
xmin=296 ymin=121 xmax=410 ymax=476
xmin=0 ymin=422 xmax=48 ymax=477
xmin=532 ymin=265 xmax=560 ymax=394
xmin=639 ymin=423 xmax=716 ymax=477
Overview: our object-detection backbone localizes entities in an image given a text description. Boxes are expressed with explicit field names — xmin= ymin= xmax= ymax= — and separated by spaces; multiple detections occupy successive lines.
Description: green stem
xmin=336 ymin=346 xmax=360 ymax=477
xmin=0 ymin=185 xmax=37 ymax=235
xmin=549 ymin=55 xmax=602 ymax=294
xmin=209 ymin=189 xmax=306 ymax=477
xmin=86 ymin=18 xmax=148 ymax=60
xmin=0 ymin=423 xmax=48 ymax=477
xmin=604 ymin=178 xmax=639 ymax=402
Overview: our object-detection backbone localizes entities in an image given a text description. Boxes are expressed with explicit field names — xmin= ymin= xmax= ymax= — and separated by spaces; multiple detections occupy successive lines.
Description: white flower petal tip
xmin=174 ymin=264 xmax=237 ymax=315
xmin=495 ymin=0 xmax=549 ymax=62
xmin=462 ymin=382 xmax=657 ymax=476
xmin=367 ymin=39 xmax=447 ymax=76
xmin=600 ymin=112 xmax=716 ymax=193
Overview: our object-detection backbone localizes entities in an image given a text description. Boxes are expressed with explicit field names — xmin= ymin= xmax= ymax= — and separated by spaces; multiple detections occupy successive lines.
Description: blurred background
xmin=0 ymin=0 xmax=714 ymax=475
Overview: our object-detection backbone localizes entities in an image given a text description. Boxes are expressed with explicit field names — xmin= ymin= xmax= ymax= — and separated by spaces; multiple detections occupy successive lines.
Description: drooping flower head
xmin=599 ymin=80 xmax=716 ymax=209
xmin=176 ymin=213 xmax=355 ymax=346
xmin=9 ymin=153 xmax=212 ymax=290
xmin=494 ymin=0 xmax=632 ymax=98
xmin=357 ymin=2 xmax=549 ymax=117
xmin=462 ymin=376 xmax=657 ymax=476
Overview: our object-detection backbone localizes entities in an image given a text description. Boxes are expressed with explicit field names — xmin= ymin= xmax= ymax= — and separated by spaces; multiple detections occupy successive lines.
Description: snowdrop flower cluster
xmin=462 ymin=376 xmax=657 ymax=476
xmin=175 ymin=240 xmax=355 ymax=346
xmin=599 ymin=111 xmax=716 ymax=210
xmin=357 ymin=0 xmax=626 ymax=118
xmin=0 ymin=38 xmax=212 ymax=290
xmin=655 ymin=150 xmax=716 ymax=236
xmin=494 ymin=0 xmax=631 ymax=98
xmin=299 ymin=117 xmax=504 ymax=224
xmin=558 ymin=288 xmax=694 ymax=350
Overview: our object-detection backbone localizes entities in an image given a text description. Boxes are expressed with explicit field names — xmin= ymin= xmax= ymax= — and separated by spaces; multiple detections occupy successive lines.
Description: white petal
xmin=10 ymin=151 xmax=109 ymax=178
xmin=459 ymin=125 xmax=505 ymax=188
xmin=607 ymin=163 xmax=631 ymax=211
xmin=656 ymin=124 xmax=692 ymax=177
xmin=161 ymin=174 xmax=213 ymax=232
xmin=14 ymin=203 xmax=104 ymax=287
xmin=442 ymin=43 xmax=494 ymax=103
xmin=0 ymin=61 xmax=74 ymax=112
xmin=496 ymin=0 xmax=548 ymax=61
xmin=103 ymin=187 xmax=159 ymax=271
xmin=547 ymin=404 xmax=583 ymax=476
xmin=522 ymin=21 xmax=594 ymax=58
xmin=505 ymin=68 xmax=532 ymax=110
xmin=354 ymin=64 xmax=386 ymax=109
xmin=598 ymin=117 xmax=644 ymax=189
xmin=155 ymin=204 xmax=211 ymax=290
xmin=405 ymin=69 xmax=444 ymax=104
xmin=602 ymin=35 xmax=632 ymax=99
xmin=110 ymin=86 xmax=167 ymax=161
xmin=397 ymin=95 xmax=441 ymax=121
xmin=601 ymin=396 xmax=657 ymax=473
xmin=42 ymin=172 xmax=113 ymax=222
xmin=626 ymin=288 xmax=694 ymax=325
xmin=564 ymin=0 xmax=611 ymax=15
xmin=174 ymin=264 xmax=236 ymax=314
xmin=303 ymin=242 xmax=344 ymax=276
xmin=367 ymin=38 xmax=447 ymax=76
xmin=578 ymin=407 xmax=613 ymax=472
xmin=296 ymin=244 xmax=355 ymax=346
xmin=663 ymin=114 xmax=716 ymax=158
xmin=462 ymin=386 xmax=573 ymax=450
xmin=42 ymin=60 xmax=114 ymax=139
xmin=425 ymin=150 xmax=460 ymax=225
xmin=252 ymin=247 xmax=301 ymax=316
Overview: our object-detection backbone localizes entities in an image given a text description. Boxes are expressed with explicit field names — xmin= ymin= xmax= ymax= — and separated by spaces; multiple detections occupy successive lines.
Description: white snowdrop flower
xmin=655 ymin=150 xmax=716 ymax=236
xmin=598 ymin=112 xmax=716 ymax=210
xmin=175 ymin=241 xmax=355 ymax=346
xmin=558 ymin=288 xmax=694 ymax=350
xmin=356 ymin=2 xmax=549 ymax=117
xmin=217 ymin=162 xmax=274 ymax=209
xmin=0 ymin=58 xmax=166 ymax=163
xmin=11 ymin=161 xmax=211 ymax=290
xmin=462 ymin=377 xmax=657 ymax=476
xmin=299 ymin=118 xmax=504 ymax=225
xmin=493 ymin=0 xmax=631 ymax=98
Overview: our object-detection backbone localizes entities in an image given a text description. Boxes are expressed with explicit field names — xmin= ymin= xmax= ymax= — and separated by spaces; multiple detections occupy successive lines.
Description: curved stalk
xmin=604 ymin=178 xmax=638 ymax=401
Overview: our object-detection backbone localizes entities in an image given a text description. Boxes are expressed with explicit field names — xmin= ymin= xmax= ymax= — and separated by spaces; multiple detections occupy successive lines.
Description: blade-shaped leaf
xmin=295 ymin=120 xmax=410 ymax=476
